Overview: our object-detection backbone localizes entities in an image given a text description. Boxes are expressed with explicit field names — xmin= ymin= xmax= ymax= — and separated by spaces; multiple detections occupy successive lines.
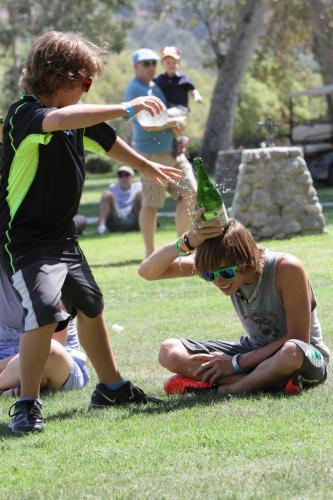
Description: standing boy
xmin=154 ymin=46 xmax=203 ymax=154
xmin=0 ymin=31 xmax=180 ymax=434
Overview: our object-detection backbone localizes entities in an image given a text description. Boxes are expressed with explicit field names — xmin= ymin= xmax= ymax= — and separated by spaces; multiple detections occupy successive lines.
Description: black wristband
xmin=183 ymin=232 xmax=195 ymax=251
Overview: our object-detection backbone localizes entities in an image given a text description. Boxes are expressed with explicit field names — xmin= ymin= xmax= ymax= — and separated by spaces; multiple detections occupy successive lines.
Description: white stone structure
xmin=231 ymin=147 xmax=326 ymax=240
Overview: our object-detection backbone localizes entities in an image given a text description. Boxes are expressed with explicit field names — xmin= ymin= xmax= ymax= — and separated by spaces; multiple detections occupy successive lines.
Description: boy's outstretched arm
xmin=107 ymin=136 xmax=181 ymax=187
xmin=41 ymin=96 xmax=164 ymax=132
xmin=192 ymin=89 xmax=203 ymax=103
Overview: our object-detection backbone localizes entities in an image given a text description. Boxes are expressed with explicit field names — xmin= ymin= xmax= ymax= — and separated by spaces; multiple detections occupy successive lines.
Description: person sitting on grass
xmin=0 ymin=266 xmax=89 ymax=396
xmin=0 ymin=31 xmax=181 ymax=434
xmin=97 ymin=165 xmax=142 ymax=235
xmin=139 ymin=209 xmax=330 ymax=397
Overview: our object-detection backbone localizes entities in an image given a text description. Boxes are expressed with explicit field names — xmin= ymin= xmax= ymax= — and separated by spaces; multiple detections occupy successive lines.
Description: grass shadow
xmin=81 ymin=392 xmax=251 ymax=421
xmin=0 ymin=389 xmax=313 ymax=439
xmin=81 ymin=390 xmax=302 ymax=421
xmin=0 ymin=423 xmax=17 ymax=438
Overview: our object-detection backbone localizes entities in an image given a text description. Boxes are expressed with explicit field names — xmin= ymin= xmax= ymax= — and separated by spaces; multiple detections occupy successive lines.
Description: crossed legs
xmin=159 ymin=338 xmax=304 ymax=394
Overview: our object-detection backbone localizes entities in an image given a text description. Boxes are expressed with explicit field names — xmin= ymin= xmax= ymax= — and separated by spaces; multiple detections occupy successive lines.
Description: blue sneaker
xmin=8 ymin=399 xmax=44 ymax=434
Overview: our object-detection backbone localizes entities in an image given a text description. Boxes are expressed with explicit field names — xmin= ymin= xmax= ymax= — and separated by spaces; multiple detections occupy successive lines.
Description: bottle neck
xmin=195 ymin=162 xmax=209 ymax=183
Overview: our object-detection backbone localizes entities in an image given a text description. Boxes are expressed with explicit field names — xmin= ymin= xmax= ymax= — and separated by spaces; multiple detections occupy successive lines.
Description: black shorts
xmin=181 ymin=338 xmax=328 ymax=387
xmin=11 ymin=254 xmax=103 ymax=332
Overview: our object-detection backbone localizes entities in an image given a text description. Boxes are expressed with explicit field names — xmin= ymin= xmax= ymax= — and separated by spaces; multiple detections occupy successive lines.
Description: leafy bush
xmin=85 ymin=153 xmax=114 ymax=174
xmin=234 ymin=73 xmax=282 ymax=148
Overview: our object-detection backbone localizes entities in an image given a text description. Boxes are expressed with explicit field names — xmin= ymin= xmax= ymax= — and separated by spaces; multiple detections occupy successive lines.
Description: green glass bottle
xmin=194 ymin=157 xmax=229 ymax=224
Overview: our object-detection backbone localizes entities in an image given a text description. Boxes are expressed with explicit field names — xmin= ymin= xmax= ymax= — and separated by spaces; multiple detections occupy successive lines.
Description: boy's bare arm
xmin=106 ymin=136 xmax=181 ymax=187
xmin=276 ymin=255 xmax=312 ymax=343
xmin=192 ymin=89 xmax=203 ymax=103
xmin=42 ymin=97 xmax=164 ymax=132
xmin=234 ymin=257 xmax=311 ymax=366
xmin=232 ymin=259 xmax=311 ymax=372
xmin=139 ymin=241 xmax=195 ymax=281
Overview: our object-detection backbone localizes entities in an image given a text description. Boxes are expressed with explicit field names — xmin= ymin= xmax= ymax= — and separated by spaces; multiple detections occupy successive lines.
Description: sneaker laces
xmin=8 ymin=400 xmax=42 ymax=418
xmin=130 ymin=383 xmax=162 ymax=404
xmin=129 ymin=383 xmax=149 ymax=402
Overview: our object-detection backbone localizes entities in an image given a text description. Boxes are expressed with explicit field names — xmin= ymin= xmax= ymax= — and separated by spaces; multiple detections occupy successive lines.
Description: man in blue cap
xmin=124 ymin=48 xmax=197 ymax=257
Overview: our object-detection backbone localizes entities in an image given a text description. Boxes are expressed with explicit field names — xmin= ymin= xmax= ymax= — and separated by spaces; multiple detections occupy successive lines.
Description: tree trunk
xmin=201 ymin=0 xmax=268 ymax=171
xmin=306 ymin=0 xmax=333 ymax=86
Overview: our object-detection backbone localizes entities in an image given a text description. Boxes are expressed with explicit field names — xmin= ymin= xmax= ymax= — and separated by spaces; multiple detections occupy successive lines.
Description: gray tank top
xmin=231 ymin=250 xmax=330 ymax=361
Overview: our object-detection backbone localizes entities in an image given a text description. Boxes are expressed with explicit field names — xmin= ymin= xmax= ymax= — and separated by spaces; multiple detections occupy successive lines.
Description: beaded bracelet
xmin=176 ymin=237 xmax=192 ymax=257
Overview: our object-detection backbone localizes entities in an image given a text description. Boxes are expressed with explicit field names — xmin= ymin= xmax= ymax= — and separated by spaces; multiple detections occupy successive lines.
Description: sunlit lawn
xmin=0 ymin=174 xmax=332 ymax=499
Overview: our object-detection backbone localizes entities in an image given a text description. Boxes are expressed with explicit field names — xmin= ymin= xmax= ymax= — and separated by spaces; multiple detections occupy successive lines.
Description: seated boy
xmin=139 ymin=210 xmax=329 ymax=397
xmin=0 ymin=266 xmax=89 ymax=396
xmin=97 ymin=165 xmax=142 ymax=235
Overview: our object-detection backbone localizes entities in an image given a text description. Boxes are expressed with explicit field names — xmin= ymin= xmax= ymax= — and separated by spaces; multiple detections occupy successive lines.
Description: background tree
xmin=1 ymin=0 xmax=329 ymax=159
xmin=0 ymin=0 xmax=133 ymax=108
xmin=153 ymin=0 xmax=268 ymax=170
xmin=200 ymin=0 xmax=268 ymax=169
xmin=306 ymin=0 xmax=333 ymax=86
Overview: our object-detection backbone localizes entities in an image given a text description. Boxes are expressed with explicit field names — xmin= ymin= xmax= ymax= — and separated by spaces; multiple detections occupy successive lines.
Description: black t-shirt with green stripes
xmin=0 ymin=95 xmax=116 ymax=274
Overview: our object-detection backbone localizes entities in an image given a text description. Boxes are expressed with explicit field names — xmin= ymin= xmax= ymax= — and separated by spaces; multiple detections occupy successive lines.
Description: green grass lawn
xmin=0 ymin=176 xmax=332 ymax=499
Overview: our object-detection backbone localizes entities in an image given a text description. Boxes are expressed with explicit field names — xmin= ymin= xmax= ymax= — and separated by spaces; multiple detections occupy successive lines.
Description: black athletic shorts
xmin=11 ymin=253 xmax=103 ymax=332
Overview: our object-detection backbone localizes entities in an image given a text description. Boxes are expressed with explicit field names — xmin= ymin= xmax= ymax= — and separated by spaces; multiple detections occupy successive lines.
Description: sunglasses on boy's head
xmin=201 ymin=265 xmax=238 ymax=282
xmin=76 ymin=77 xmax=93 ymax=92
xmin=141 ymin=60 xmax=157 ymax=67
xmin=118 ymin=171 xmax=131 ymax=178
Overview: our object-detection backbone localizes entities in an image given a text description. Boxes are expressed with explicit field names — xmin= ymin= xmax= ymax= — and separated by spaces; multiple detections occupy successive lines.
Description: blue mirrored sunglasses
xmin=201 ymin=265 xmax=238 ymax=282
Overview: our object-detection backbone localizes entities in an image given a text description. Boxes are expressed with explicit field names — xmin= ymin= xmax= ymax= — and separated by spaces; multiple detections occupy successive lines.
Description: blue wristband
xmin=122 ymin=102 xmax=135 ymax=120
xmin=232 ymin=353 xmax=248 ymax=374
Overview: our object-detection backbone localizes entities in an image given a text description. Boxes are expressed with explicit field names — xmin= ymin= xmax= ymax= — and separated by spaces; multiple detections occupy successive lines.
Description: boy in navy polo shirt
xmin=154 ymin=46 xmax=203 ymax=154
xmin=0 ymin=31 xmax=181 ymax=434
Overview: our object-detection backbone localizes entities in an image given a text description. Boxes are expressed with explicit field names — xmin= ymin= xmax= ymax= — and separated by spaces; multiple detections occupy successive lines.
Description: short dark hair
xmin=195 ymin=218 xmax=262 ymax=274
xmin=20 ymin=31 xmax=104 ymax=97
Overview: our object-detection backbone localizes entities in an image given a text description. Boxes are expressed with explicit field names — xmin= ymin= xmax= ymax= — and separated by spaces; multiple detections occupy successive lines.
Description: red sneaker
xmin=164 ymin=375 xmax=213 ymax=395
xmin=284 ymin=374 xmax=303 ymax=395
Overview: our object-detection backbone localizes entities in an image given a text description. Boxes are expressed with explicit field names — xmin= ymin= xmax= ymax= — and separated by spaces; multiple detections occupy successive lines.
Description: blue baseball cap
xmin=132 ymin=48 xmax=159 ymax=64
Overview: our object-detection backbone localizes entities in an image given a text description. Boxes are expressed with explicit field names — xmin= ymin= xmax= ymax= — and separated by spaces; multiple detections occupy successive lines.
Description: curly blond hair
xmin=20 ymin=31 xmax=104 ymax=96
